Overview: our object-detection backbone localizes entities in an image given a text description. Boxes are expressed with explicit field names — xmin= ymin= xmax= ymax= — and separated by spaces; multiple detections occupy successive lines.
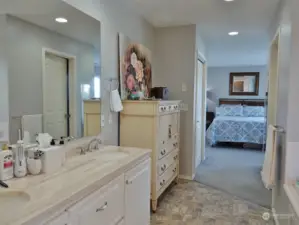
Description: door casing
xmin=192 ymin=51 xmax=207 ymax=179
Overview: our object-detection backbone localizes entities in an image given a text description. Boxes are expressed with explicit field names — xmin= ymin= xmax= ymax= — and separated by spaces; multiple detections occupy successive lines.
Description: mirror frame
xmin=229 ymin=72 xmax=259 ymax=96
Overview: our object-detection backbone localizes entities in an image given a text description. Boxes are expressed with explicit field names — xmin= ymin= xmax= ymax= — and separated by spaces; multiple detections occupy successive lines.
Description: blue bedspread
xmin=206 ymin=116 xmax=266 ymax=145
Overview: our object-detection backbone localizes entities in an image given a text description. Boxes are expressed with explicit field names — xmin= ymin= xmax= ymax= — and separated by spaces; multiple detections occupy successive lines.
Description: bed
xmin=206 ymin=99 xmax=267 ymax=146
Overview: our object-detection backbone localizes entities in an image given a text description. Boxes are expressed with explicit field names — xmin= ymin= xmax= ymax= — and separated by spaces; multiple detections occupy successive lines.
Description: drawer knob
xmin=96 ymin=202 xmax=108 ymax=212
xmin=173 ymin=168 xmax=177 ymax=173
xmin=160 ymin=179 xmax=166 ymax=186
xmin=161 ymin=149 xmax=166 ymax=156
xmin=173 ymin=155 xmax=178 ymax=160
xmin=161 ymin=164 xmax=167 ymax=171
xmin=126 ymin=180 xmax=133 ymax=185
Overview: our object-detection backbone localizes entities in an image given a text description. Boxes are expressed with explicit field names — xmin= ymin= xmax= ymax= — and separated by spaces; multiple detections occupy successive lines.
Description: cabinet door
xmin=45 ymin=212 xmax=68 ymax=225
xmin=125 ymin=159 xmax=151 ymax=225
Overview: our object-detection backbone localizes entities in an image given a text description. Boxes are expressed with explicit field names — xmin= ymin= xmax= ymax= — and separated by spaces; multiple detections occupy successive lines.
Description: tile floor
xmin=150 ymin=180 xmax=274 ymax=225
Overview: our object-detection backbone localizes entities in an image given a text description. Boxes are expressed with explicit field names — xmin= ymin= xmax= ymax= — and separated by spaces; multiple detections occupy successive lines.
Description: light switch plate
xmin=182 ymin=83 xmax=187 ymax=92
xmin=101 ymin=115 xmax=105 ymax=127
xmin=108 ymin=114 xmax=113 ymax=124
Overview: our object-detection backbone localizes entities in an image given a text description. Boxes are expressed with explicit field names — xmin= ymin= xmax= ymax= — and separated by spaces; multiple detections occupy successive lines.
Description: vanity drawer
xmin=158 ymin=149 xmax=179 ymax=176
xmin=157 ymin=162 xmax=178 ymax=191
xmin=68 ymin=174 xmax=125 ymax=225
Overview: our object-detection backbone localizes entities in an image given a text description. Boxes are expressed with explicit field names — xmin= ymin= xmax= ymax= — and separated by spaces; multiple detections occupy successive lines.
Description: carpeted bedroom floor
xmin=194 ymin=145 xmax=272 ymax=208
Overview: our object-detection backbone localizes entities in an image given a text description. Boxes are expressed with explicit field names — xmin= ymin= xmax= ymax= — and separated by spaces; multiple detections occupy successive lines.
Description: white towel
xmin=110 ymin=89 xmax=123 ymax=112
xmin=261 ymin=125 xmax=278 ymax=189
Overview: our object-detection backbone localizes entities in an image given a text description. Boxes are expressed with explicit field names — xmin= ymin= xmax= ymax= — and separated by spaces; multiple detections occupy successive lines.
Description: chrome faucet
xmin=87 ymin=138 xmax=102 ymax=152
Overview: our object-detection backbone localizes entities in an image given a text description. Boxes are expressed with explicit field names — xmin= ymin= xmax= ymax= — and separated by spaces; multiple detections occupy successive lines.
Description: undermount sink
xmin=0 ymin=190 xmax=30 ymax=223
xmin=99 ymin=151 xmax=129 ymax=161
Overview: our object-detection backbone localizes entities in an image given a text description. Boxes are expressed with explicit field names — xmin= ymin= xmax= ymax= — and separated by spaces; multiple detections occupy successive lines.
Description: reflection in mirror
xmin=229 ymin=72 xmax=259 ymax=96
xmin=5 ymin=1 xmax=102 ymax=144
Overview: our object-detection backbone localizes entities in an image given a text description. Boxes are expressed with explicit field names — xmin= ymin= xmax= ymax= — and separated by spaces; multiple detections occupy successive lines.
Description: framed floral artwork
xmin=118 ymin=33 xmax=152 ymax=100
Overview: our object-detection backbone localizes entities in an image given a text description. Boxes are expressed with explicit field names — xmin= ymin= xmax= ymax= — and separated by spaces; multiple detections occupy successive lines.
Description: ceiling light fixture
xmin=228 ymin=31 xmax=239 ymax=36
xmin=224 ymin=0 xmax=234 ymax=2
xmin=55 ymin=17 xmax=68 ymax=23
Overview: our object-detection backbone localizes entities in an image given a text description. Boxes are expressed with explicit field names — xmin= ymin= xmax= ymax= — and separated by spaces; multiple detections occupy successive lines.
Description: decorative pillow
xmin=243 ymin=106 xmax=265 ymax=117
xmin=217 ymin=104 xmax=243 ymax=116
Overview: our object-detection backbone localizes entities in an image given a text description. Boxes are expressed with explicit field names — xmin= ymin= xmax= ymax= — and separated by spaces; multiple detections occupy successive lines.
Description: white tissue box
xmin=40 ymin=146 xmax=66 ymax=174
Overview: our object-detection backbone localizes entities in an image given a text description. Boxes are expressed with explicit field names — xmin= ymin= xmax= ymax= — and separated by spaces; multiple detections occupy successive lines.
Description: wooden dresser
xmin=120 ymin=100 xmax=181 ymax=212
xmin=83 ymin=100 xmax=101 ymax=137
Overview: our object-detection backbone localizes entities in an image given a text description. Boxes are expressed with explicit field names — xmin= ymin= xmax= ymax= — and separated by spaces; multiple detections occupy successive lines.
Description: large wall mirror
xmin=4 ymin=1 xmax=103 ymax=143
xmin=229 ymin=72 xmax=259 ymax=96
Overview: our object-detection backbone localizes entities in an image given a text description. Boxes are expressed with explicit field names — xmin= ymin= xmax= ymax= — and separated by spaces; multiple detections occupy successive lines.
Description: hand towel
xmin=110 ymin=89 xmax=123 ymax=112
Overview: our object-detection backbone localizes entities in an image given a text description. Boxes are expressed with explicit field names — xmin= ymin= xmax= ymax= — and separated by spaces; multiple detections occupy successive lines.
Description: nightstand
xmin=206 ymin=112 xmax=215 ymax=130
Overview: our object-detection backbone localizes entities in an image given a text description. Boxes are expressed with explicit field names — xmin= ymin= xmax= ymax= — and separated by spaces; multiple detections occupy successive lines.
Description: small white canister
xmin=27 ymin=158 xmax=42 ymax=175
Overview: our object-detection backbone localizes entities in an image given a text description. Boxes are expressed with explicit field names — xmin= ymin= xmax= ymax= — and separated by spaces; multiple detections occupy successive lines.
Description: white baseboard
xmin=179 ymin=174 xmax=195 ymax=181
xmin=272 ymin=208 xmax=280 ymax=225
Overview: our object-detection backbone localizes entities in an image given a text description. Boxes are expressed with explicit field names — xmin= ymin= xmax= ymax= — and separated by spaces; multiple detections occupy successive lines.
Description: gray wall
xmin=153 ymin=25 xmax=198 ymax=178
xmin=207 ymin=66 xmax=268 ymax=104
xmin=6 ymin=16 xmax=99 ymax=142
xmin=64 ymin=0 xmax=155 ymax=146
xmin=0 ymin=15 xmax=9 ymax=141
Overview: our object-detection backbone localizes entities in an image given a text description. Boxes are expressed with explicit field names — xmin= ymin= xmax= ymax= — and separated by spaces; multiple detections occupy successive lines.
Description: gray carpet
xmin=195 ymin=146 xmax=272 ymax=208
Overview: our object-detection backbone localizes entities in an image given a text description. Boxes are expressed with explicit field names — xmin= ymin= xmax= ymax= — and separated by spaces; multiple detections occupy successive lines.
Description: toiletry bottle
xmin=14 ymin=140 xmax=27 ymax=178
xmin=0 ymin=150 xmax=14 ymax=180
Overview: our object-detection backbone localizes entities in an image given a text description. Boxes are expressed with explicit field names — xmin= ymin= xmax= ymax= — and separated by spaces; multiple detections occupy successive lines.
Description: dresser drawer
xmin=158 ymin=149 xmax=179 ymax=176
xmin=69 ymin=174 xmax=125 ymax=225
xmin=157 ymin=162 xmax=178 ymax=191
xmin=158 ymin=137 xmax=179 ymax=160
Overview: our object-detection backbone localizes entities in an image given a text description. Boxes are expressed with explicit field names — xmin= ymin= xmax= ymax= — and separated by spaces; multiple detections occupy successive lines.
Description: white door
xmin=195 ymin=60 xmax=204 ymax=168
xmin=125 ymin=159 xmax=151 ymax=225
xmin=44 ymin=53 xmax=68 ymax=139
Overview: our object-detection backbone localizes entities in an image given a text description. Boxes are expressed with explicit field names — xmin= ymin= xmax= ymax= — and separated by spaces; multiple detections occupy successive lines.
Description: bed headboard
xmin=219 ymin=98 xmax=266 ymax=106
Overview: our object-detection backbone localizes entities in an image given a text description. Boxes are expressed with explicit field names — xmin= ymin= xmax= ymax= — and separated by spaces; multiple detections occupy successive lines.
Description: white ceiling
xmin=0 ymin=0 xmax=101 ymax=48
xmin=123 ymin=0 xmax=281 ymax=67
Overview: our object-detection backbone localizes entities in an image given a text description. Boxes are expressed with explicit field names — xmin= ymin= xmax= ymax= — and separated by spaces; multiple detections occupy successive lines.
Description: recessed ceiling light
xmin=55 ymin=17 xmax=68 ymax=23
xmin=224 ymin=0 xmax=234 ymax=2
xmin=228 ymin=31 xmax=239 ymax=36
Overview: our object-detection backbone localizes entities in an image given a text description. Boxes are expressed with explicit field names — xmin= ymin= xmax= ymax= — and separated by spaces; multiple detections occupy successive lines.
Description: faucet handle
xmin=77 ymin=146 xmax=86 ymax=155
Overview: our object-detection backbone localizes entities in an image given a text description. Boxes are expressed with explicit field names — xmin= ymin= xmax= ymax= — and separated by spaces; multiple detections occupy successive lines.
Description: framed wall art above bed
xmin=229 ymin=72 xmax=260 ymax=96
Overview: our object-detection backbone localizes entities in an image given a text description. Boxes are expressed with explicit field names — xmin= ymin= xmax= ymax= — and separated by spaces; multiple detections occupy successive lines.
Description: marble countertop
xmin=284 ymin=183 xmax=299 ymax=217
xmin=2 ymin=145 xmax=151 ymax=225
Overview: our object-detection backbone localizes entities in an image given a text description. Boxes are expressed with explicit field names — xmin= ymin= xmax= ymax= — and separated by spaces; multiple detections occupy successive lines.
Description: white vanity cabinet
xmin=125 ymin=159 xmax=151 ymax=225
xmin=68 ymin=174 xmax=125 ymax=225
xmin=63 ymin=159 xmax=151 ymax=225
xmin=44 ymin=212 xmax=68 ymax=225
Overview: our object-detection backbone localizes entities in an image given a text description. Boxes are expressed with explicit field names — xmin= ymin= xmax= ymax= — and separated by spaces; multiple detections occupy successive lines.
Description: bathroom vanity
xmin=3 ymin=144 xmax=151 ymax=225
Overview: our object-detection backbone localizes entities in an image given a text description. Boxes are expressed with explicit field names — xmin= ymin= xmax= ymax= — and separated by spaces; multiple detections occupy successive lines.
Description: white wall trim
xmin=179 ymin=174 xmax=195 ymax=181
xmin=42 ymin=47 xmax=78 ymax=137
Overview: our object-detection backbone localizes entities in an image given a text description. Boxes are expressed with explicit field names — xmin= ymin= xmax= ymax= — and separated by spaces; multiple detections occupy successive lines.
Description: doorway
xmin=193 ymin=52 xmax=207 ymax=176
xmin=42 ymin=48 xmax=77 ymax=139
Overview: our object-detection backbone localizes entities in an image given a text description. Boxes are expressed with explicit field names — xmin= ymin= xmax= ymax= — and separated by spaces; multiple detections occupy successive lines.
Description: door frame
xmin=42 ymin=48 xmax=77 ymax=137
xmin=267 ymin=28 xmax=280 ymax=129
xmin=192 ymin=50 xmax=207 ymax=178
